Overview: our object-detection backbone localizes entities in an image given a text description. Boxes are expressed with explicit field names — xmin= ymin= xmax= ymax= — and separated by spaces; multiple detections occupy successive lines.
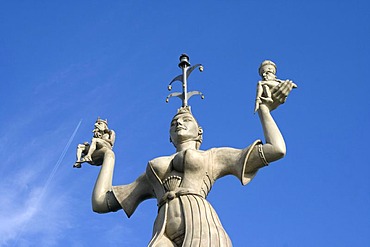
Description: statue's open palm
xmin=257 ymin=80 xmax=296 ymax=112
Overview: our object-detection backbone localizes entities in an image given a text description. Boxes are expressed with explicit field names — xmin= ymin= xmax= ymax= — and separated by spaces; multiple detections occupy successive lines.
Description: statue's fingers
xmin=281 ymin=81 xmax=293 ymax=94
xmin=280 ymin=83 xmax=292 ymax=97
xmin=283 ymin=81 xmax=295 ymax=97
xmin=272 ymin=82 xmax=287 ymax=98
xmin=273 ymin=83 xmax=290 ymax=103
xmin=270 ymin=82 xmax=282 ymax=94
xmin=285 ymin=80 xmax=294 ymax=89
xmin=280 ymin=83 xmax=294 ymax=103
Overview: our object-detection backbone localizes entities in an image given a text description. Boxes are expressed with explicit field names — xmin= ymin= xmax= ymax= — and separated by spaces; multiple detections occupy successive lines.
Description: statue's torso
xmin=148 ymin=149 xmax=214 ymax=244
xmin=149 ymin=149 xmax=213 ymax=195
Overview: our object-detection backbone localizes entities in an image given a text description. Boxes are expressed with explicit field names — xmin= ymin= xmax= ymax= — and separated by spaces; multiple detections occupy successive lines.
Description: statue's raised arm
xmin=252 ymin=60 xmax=297 ymax=165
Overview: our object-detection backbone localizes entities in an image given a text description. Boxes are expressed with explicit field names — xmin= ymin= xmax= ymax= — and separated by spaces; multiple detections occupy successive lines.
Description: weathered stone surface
xmin=75 ymin=56 xmax=296 ymax=246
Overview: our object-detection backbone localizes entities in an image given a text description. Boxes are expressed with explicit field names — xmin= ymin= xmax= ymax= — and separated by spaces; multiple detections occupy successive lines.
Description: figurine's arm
xmin=254 ymin=81 xmax=264 ymax=112
xmin=102 ymin=130 xmax=115 ymax=147
xmin=258 ymin=80 xmax=295 ymax=162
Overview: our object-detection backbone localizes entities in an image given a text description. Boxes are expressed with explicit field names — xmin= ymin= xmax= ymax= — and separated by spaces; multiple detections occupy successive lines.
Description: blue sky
xmin=1 ymin=1 xmax=369 ymax=246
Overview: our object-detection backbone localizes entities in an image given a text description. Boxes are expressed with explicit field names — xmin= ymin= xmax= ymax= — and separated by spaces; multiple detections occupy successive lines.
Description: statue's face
xmin=260 ymin=64 xmax=276 ymax=80
xmin=170 ymin=113 xmax=199 ymax=146
xmin=94 ymin=121 xmax=107 ymax=132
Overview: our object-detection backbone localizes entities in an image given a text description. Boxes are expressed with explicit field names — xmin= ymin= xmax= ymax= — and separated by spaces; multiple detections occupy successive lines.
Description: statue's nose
xmin=177 ymin=119 xmax=184 ymax=125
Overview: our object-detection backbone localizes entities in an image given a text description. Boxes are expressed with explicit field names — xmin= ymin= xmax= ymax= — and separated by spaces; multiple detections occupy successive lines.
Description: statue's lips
xmin=176 ymin=127 xmax=187 ymax=131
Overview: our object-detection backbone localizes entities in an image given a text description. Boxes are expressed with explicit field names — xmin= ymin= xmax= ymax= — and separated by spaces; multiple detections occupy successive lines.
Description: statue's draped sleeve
xmin=211 ymin=139 xmax=264 ymax=185
xmin=112 ymin=173 xmax=155 ymax=218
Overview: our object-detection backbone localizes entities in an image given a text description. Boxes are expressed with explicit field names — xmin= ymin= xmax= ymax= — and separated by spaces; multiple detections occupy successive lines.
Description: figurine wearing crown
xmin=73 ymin=118 xmax=115 ymax=168
xmin=78 ymin=55 xmax=296 ymax=246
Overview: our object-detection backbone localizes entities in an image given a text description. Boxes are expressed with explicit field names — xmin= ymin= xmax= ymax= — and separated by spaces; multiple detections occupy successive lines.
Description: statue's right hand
xmin=267 ymin=80 xmax=296 ymax=111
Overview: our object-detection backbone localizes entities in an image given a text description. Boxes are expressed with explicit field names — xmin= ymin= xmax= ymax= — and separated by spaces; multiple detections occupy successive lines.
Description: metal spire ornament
xmin=166 ymin=54 xmax=204 ymax=107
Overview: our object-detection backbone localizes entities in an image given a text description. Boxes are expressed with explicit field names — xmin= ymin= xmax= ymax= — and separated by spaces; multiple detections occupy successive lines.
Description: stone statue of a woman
xmin=78 ymin=55 xmax=296 ymax=246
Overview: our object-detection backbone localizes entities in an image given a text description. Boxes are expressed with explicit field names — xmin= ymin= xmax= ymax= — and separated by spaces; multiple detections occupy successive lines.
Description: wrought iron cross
xmin=166 ymin=54 xmax=204 ymax=107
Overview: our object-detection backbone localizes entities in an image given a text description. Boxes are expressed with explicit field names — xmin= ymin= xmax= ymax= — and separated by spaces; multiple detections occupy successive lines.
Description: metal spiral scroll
xmin=166 ymin=54 xmax=205 ymax=107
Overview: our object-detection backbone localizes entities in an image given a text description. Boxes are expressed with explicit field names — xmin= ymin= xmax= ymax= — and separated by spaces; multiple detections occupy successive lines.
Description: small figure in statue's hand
xmin=254 ymin=60 xmax=297 ymax=112
xmin=73 ymin=118 xmax=115 ymax=168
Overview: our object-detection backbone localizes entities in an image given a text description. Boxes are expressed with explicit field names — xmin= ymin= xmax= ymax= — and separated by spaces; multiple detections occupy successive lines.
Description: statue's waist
xmin=157 ymin=188 xmax=204 ymax=208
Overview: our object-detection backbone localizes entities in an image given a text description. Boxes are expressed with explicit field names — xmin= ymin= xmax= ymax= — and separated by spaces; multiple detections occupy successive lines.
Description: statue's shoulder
xmin=149 ymin=154 xmax=174 ymax=164
xmin=148 ymin=154 xmax=175 ymax=166
xmin=147 ymin=154 xmax=174 ymax=175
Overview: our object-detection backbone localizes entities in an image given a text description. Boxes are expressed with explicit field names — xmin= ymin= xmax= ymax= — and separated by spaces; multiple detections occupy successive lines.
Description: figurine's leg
xmin=254 ymin=81 xmax=263 ymax=112
xmin=76 ymin=144 xmax=86 ymax=161
xmin=73 ymin=143 xmax=89 ymax=168
xmin=83 ymin=139 xmax=97 ymax=162
xmin=262 ymin=84 xmax=273 ymax=103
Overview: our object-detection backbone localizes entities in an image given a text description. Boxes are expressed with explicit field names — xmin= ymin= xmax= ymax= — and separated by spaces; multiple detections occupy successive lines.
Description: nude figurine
xmin=73 ymin=118 xmax=115 ymax=168
xmin=255 ymin=60 xmax=297 ymax=112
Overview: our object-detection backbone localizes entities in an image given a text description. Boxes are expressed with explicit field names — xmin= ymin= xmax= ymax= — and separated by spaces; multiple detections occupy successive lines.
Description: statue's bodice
xmin=148 ymin=149 xmax=213 ymax=200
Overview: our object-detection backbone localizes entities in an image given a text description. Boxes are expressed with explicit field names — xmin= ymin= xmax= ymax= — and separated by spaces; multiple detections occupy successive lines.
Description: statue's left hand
xmin=259 ymin=80 xmax=296 ymax=112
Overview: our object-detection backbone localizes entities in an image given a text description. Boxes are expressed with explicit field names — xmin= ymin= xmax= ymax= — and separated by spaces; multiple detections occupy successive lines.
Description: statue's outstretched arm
xmin=90 ymin=148 xmax=155 ymax=215
xmin=257 ymin=80 xmax=295 ymax=163
xmin=91 ymin=148 xmax=116 ymax=213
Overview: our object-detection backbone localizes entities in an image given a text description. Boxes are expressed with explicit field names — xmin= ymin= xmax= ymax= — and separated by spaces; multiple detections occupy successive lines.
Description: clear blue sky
xmin=1 ymin=1 xmax=369 ymax=246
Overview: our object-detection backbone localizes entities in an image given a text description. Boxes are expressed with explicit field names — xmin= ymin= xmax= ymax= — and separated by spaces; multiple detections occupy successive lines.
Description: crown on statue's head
xmin=176 ymin=106 xmax=192 ymax=115
xmin=96 ymin=117 xmax=108 ymax=125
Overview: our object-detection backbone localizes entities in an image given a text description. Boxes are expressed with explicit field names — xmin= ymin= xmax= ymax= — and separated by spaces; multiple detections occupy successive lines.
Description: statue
xmin=73 ymin=118 xmax=115 ymax=168
xmin=254 ymin=60 xmax=297 ymax=112
xmin=75 ymin=54 xmax=296 ymax=246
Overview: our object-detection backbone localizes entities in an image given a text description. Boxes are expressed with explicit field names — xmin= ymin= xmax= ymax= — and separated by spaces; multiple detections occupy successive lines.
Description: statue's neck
xmin=176 ymin=140 xmax=197 ymax=152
